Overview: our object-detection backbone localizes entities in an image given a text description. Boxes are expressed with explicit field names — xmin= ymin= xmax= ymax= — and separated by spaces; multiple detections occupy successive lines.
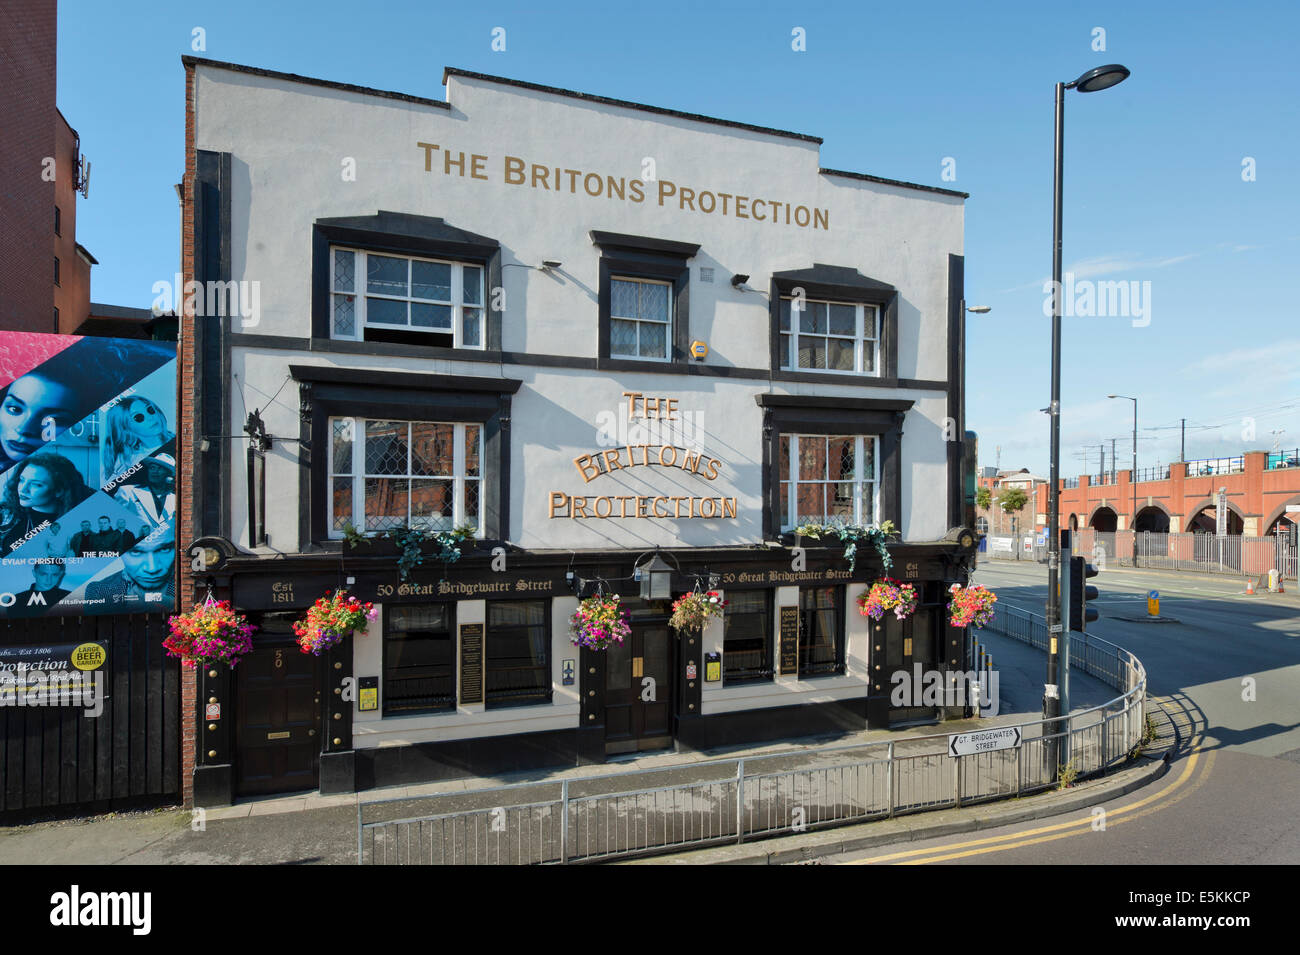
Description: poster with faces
xmin=0 ymin=332 xmax=177 ymax=620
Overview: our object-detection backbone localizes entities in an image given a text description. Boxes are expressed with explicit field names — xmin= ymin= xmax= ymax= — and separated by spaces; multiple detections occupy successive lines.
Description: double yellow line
xmin=843 ymin=740 xmax=1209 ymax=864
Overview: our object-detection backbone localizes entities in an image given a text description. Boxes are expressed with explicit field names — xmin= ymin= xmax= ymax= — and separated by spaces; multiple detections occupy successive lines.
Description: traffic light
xmin=1064 ymin=555 xmax=1099 ymax=631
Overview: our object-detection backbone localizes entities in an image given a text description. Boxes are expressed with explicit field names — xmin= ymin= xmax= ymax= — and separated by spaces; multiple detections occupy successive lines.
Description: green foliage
xmin=996 ymin=487 xmax=1029 ymax=514
xmin=1057 ymin=758 xmax=1079 ymax=790
xmin=976 ymin=485 xmax=992 ymax=511
xmin=341 ymin=522 xmax=368 ymax=550
xmin=385 ymin=523 xmax=477 ymax=582
xmin=793 ymin=519 xmax=898 ymax=573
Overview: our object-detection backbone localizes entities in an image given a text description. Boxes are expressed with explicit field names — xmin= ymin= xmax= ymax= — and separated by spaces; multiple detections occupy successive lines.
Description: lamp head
xmin=1070 ymin=64 xmax=1130 ymax=93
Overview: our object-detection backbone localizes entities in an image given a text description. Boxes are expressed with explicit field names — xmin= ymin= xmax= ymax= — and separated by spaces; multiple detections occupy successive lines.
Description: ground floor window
xmin=799 ymin=586 xmax=844 ymax=677
xmin=383 ymin=603 xmax=455 ymax=715
xmin=486 ymin=599 xmax=552 ymax=707
xmin=723 ymin=589 xmax=772 ymax=684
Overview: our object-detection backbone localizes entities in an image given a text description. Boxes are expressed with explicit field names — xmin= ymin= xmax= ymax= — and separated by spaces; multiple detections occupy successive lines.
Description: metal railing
xmin=1267 ymin=449 xmax=1300 ymax=471
xmin=1183 ymin=455 xmax=1244 ymax=477
xmin=1073 ymin=528 xmax=1297 ymax=579
xmin=1062 ymin=478 xmax=1079 ymax=489
xmin=358 ymin=611 xmax=1148 ymax=865
xmin=1133 ymin=466 xmax=1170 ymax=483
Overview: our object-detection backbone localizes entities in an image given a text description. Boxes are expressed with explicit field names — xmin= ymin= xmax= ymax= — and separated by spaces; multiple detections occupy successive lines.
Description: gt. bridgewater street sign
xmin=949 ymin=726 xmax=1022 ymax=757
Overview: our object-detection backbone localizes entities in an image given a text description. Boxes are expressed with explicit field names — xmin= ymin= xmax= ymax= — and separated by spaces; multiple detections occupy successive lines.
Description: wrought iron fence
xmin=358 ymin=608 xmax=1147 ymax=865
xmin=1133 ymin=466 xmax=1170 ymax=483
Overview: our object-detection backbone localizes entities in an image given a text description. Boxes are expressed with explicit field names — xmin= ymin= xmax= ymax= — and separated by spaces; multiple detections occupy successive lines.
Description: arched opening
xmin=1133 ymin=506 xmax=1169 ymax=533
xmin=1188 ymin=506 xmax=1243 ymax=535
xmin=1089 ymin=507 xmax=1118 ymax=532
xmin=1068 ymin=513 xmax=1079 ymax=532
xmin=1134 ymin=506 xmax=1169 ymax=556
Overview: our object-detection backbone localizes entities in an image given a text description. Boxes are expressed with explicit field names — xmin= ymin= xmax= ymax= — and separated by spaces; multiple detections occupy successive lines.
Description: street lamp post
xmin=1108 ymin=394 xmax=1138 ymax=565
xmin=1044 ymin=64 xmax=1130 ymax=779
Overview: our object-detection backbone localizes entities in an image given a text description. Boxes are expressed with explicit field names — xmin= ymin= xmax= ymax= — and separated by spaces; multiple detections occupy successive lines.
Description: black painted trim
xmin=184 ymin=56 xmax=450 ymax=110
xmin=229 ymin=332 xmax=950 ymax=391
xmin=297 ymin=376 xmax=511 ymax=546
xmin=288 ymin=364 xmax=521 ymax=394
xmin=596 ymin=249 xmax=693 ymax=367
xmin=947 ymin=254 xmax=964 ymax=530
xmin=819 ymin=166 xmax=969 ymax=199
xmin=762 ymin=401 xmax=909 ymax=533
xmin=770 ymin=266 xmax=899 ymax=379
xmin=590 ymin=230 xmax=700 ymax=258
xmin=194 ymin=150 xmax=232 ymax=541
xmin=311 ymin=212 xmax=501 ymax=349
xmin=443 ymin=67 xmax=822 ymax=144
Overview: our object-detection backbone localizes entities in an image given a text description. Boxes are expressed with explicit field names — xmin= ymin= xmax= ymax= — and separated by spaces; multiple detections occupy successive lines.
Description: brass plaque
xmin=632 ymin=657 xmax=644 ymax=678
xmin=267 ymin=731 xmax=290 ymax=740
xmin=903 ymin=637 xmax=913 ymax=656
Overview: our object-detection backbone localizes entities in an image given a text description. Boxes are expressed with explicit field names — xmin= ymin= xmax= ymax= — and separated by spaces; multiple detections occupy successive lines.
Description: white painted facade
xmin=189 ymin=60 xmax=966 ymax=759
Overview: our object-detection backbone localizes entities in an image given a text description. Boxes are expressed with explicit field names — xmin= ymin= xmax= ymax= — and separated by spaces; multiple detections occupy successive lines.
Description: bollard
xmin=1147 ymin=590 xmax=1159 ymax=617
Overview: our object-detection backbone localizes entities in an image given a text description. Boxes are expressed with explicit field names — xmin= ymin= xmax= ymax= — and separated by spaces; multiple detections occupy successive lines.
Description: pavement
xmin=0 ymin=627 xmax=1136 ymax=865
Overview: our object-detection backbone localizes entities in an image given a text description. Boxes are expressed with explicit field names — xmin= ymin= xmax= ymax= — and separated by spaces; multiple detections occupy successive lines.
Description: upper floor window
xmin=54 ymin=206 xmax=61 ymax=237
xmin=778 ymin=298 xmax=878 ymax=374
xmin=53 ymin=257 xmax=60 ymax=287
xmin=779 ymin=434 xmax=878 ymax=531
xmin=328 ymin=417 xmax=482 ymax=538
xmin=330 ymin=247 xmax=484 ymax=349
xmin=610 ymin=277 xmax=671 ymax=360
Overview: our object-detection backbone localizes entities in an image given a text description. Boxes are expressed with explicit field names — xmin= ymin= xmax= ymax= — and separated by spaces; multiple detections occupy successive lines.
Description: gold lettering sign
xmin=417 ymin=145 xmax=831 ymax=232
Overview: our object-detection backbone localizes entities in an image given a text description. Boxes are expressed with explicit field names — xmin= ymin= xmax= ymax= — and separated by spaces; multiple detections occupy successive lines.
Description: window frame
xmin=593 ymin=231 xmax=697 ymax=369
xmin=778 ymin=297 xmax=880 ymax=376
xmin=779 ymin=434 xmax=881 ymax=533
xmin=382 ymin=602 xmax=457 ymax=716
xmin=797 ymin=585 xmax=846 ymax=679
xmin=722 ymin=588 xmax=773 ymax=685
xmin=768 ymin=267 xmax=899 ymax=385
xmin=326 ymin=416 xmax=484 ymax=539
xmin=290 ymin=364 xmax=519 ymax=550
xmin=756 ymin=394 xmax=913 ymax=542
xmin=311 ymin=212 xmax=502 ymax=352
xmin=329 ymin=246 xmax=487 ymax=349
xmin=609 ymin=275 xmax=673 ymax=362
xmin=485 ymin=598 xmax=553 ymax=709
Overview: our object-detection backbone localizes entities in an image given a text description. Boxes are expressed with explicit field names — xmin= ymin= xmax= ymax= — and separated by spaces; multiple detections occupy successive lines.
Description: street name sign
xmin=949 ymin=726 xmax=1022 ymax=757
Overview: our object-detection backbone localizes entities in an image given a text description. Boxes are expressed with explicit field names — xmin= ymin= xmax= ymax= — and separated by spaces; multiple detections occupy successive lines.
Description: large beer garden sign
xmin=548 ymin=392 xmax=738 ymax=522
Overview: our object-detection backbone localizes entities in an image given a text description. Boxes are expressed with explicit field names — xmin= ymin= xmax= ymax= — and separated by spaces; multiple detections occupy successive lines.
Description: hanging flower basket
xmin=669 ymin=590 xmax=727 ymax=632
xmin=856 ymin=578 xmax=919 ymax=622
xmin=948 ymin=583 xmax=997 ymax=629
xmin=569 ymin=594 xmax=630 ymax=651
xmin=164 ymin=598 xmax=257 ymax=668
xmin=293 ymin=589 xmax=377 ymax=656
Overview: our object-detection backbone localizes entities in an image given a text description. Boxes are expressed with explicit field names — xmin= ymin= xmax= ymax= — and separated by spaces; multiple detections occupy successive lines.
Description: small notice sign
xmin=459 ymin=623 xmax=484 ymax=705
xmin=205 ymin=702 xmax=220 ymax=720
xmin=778 ymin=606 xmax=799 ymax=674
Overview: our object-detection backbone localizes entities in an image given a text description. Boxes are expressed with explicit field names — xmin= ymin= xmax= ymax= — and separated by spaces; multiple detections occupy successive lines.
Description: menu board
xmin=459 ymin=623 xmax=484 ymax=704
xmin=778 ymin=605 xmax=799 ymax=674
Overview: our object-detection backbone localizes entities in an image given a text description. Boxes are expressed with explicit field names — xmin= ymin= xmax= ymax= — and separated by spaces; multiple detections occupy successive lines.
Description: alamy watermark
xmin=1042 ymin=272 xmax=1151 ymax=328
xmin=890 ymin=664 xmax=999 ymax=716
xmin=0 ymin=668 xmax=105 ymax=717
xmin=151 ymin=274 xmax=261 ymax=327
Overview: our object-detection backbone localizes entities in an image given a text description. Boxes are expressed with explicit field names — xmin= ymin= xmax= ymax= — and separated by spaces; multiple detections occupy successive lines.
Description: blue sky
xmin=57 ymin=0 xmax=1299 ymax=476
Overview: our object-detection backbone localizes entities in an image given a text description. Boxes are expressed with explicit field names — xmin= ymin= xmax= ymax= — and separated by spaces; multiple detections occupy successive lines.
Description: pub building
xmin=179 ymin=56 xmax=979 ymax=806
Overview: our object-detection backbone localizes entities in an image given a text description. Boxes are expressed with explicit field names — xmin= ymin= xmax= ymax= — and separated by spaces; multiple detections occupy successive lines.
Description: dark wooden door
xmin=884 ymin=606 xmax=940 ymax=726
xmin=604 ymin=621 xmax=673 ymax=755
xmin=235 ymin=642 xmax=322 ymax=796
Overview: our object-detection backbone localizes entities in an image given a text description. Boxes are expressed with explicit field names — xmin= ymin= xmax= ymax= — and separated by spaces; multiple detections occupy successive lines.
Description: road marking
xmin=842 ymin=721 xmax=1207 ymax=865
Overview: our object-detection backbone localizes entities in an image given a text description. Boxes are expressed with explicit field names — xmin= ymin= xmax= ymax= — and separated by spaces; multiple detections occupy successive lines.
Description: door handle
xmin=632 ymin=657 xmax=644 ymax=678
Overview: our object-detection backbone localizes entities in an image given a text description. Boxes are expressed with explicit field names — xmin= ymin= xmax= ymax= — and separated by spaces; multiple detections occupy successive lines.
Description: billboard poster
xmin=0 ymin=332 xmax=176 ymax=620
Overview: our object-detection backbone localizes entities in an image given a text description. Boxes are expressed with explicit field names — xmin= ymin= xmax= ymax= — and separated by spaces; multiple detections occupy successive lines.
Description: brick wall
xmin=0 ymin=0 xmax=57 ymax=331
xmin=53 ymin=111 xmax=91 ymax=333
xmin=179 ymin=63 xmax=197 ymax=807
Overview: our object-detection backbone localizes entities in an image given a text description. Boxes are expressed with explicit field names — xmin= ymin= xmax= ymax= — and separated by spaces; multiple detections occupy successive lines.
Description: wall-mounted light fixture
xmin=730 ymin=273 xmax=750 ymax=288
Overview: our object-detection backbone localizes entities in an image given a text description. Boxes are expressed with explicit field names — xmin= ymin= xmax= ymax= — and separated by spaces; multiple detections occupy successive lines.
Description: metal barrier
xmin=358 ymin=608 xmax=1148 ymax=864
xmin=1073 ymin=528 xmax=1296 ymax=579
xmin=1183 ymin=455 xmax=1244 ymax=477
